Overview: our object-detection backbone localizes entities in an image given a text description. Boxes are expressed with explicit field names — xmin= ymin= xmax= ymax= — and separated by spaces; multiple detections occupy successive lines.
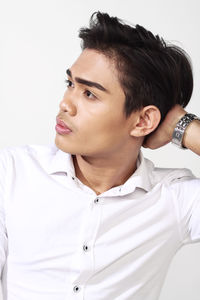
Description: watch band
xmin=172 ymin=113 xmax=200 ymax=149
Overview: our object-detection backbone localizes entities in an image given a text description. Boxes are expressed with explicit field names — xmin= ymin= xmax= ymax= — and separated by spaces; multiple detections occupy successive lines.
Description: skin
xmin=55 ymin=49 xmax=160 ymax=195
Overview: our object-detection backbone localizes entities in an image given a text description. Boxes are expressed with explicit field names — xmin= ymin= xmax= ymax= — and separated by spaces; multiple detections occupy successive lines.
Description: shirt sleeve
xmin=0 ymin=150 xmax=8 ymax=278
xmin=171 ymin=178 xmax=200 ymax=244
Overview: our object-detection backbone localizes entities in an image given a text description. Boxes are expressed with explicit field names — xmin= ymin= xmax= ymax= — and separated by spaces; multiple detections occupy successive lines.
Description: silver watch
xmin=172 ymin=113 xmax=200 ymax=149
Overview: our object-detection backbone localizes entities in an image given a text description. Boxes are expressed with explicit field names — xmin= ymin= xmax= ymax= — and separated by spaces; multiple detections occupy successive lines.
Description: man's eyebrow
xmin=66 ymin=69 xmax=110 ymax=93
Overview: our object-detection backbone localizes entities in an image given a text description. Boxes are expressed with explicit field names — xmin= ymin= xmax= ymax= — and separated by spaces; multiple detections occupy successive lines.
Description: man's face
xmin=55 ymin=49 xmax=136 ymax=157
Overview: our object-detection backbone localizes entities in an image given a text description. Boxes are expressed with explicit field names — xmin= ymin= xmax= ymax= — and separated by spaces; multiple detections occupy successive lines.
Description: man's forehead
xmin=69 ymin=49 xmax=121 ymax=90
xmin=71 ymin=49 xmax=114 ymax=74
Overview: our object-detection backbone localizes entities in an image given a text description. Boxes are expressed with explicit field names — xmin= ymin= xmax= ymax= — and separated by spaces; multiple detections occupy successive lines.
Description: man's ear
xmin=130 ymin=105 xmax=161 ymax=137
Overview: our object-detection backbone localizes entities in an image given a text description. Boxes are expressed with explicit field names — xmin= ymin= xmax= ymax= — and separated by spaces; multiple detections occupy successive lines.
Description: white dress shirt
xmin=0 ymin=144 xmax=200 ymax=300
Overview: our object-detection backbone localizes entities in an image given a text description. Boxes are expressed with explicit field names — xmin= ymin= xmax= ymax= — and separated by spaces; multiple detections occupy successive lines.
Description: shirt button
xmin=94 ymin=198 xmax=99 ymax=204
xmin=83 ymin=244 xmax=89 ymax=252
xmin=73 ymin=285 xmax=80 ymax=293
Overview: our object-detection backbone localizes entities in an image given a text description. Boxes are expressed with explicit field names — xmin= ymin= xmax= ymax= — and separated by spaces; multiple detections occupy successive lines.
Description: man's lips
xmin=55 ymin=117 xmax=72 ymax=135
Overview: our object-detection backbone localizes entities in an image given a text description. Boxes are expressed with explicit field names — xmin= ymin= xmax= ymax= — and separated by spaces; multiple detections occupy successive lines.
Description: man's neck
xmin=73 ymin=149 xmax=140 ymax=195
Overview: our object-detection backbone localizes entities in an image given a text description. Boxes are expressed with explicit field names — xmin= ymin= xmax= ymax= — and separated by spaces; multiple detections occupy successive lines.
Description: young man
xmin=0 ymin=11 xmax=199 ymax=300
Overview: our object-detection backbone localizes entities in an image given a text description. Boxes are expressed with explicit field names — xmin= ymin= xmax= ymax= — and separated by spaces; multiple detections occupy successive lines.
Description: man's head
xmin=79 ymin=12 xmax=193 ymax=122
xmin=55 ymin=12 xmax=193 ymax=157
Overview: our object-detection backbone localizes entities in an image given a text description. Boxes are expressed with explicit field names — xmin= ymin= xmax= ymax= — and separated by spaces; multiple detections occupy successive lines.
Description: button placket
xmin=66 ymin=195 xmax=102 ymax=293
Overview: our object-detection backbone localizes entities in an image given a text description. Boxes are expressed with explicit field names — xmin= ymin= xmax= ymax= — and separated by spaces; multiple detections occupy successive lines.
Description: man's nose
xmin=59 ymin=95 xmax=77 ymax=116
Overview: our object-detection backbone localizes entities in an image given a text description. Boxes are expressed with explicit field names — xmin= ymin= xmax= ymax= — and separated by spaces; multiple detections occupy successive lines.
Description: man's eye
xmin=85 ymin=90 xmax=96 ymax=99
xmin=64 ymin=79 xmax=74 ymax=87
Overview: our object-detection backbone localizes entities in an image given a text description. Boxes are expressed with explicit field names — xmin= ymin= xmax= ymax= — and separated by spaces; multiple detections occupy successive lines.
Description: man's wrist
xmin=182 ymin=119 xmax=200 ymax=150
xmin=171 ymin=112 xmax=200 ymax=149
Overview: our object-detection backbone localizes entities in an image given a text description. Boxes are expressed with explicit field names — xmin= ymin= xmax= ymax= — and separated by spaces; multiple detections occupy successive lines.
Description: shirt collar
xmin=120 ymin=151 xmax=153 ymax=193
xmin=46 ymin=145 xmax=76 ymax=177
xmin=46 ymin=145 xmax=153 ymax=194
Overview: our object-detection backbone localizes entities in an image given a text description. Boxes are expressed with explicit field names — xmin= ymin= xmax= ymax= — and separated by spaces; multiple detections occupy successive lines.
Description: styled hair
xmin=79 ymin=12 xmax=193 ymax=122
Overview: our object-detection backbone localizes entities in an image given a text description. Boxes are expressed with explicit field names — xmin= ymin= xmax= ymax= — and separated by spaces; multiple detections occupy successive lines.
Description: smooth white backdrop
xmin=0 ymin=0 xmax=200 ymax=299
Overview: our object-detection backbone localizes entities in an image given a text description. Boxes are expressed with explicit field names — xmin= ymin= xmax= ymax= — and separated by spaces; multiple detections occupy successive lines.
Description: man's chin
xmin=54 ymin=136 xmax=81 ymax=155
xmin=55 ymin=136 xmax=70 ymax=153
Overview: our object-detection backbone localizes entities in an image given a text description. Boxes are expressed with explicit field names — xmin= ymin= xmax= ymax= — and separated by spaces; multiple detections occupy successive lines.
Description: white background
xmin=0 ymin=0 xmax=200 ymax=299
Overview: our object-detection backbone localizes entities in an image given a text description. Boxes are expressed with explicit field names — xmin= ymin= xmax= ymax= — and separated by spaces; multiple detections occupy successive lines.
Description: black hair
xmin=79 ymin=12 xmax=193 ymax=122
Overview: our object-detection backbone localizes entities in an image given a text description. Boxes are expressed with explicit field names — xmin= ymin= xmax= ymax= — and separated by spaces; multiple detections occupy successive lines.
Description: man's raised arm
xmin=143 ymin=104 xmax=200 ymax=156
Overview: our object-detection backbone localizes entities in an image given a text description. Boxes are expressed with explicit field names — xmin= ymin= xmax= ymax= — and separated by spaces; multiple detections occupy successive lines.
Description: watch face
xmin=172 ymin=128 xmax=182 ymax=147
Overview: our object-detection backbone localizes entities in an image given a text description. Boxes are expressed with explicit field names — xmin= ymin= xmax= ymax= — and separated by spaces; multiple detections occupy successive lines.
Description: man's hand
xmin=143 ymin=105 xmax=187 ymax=149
